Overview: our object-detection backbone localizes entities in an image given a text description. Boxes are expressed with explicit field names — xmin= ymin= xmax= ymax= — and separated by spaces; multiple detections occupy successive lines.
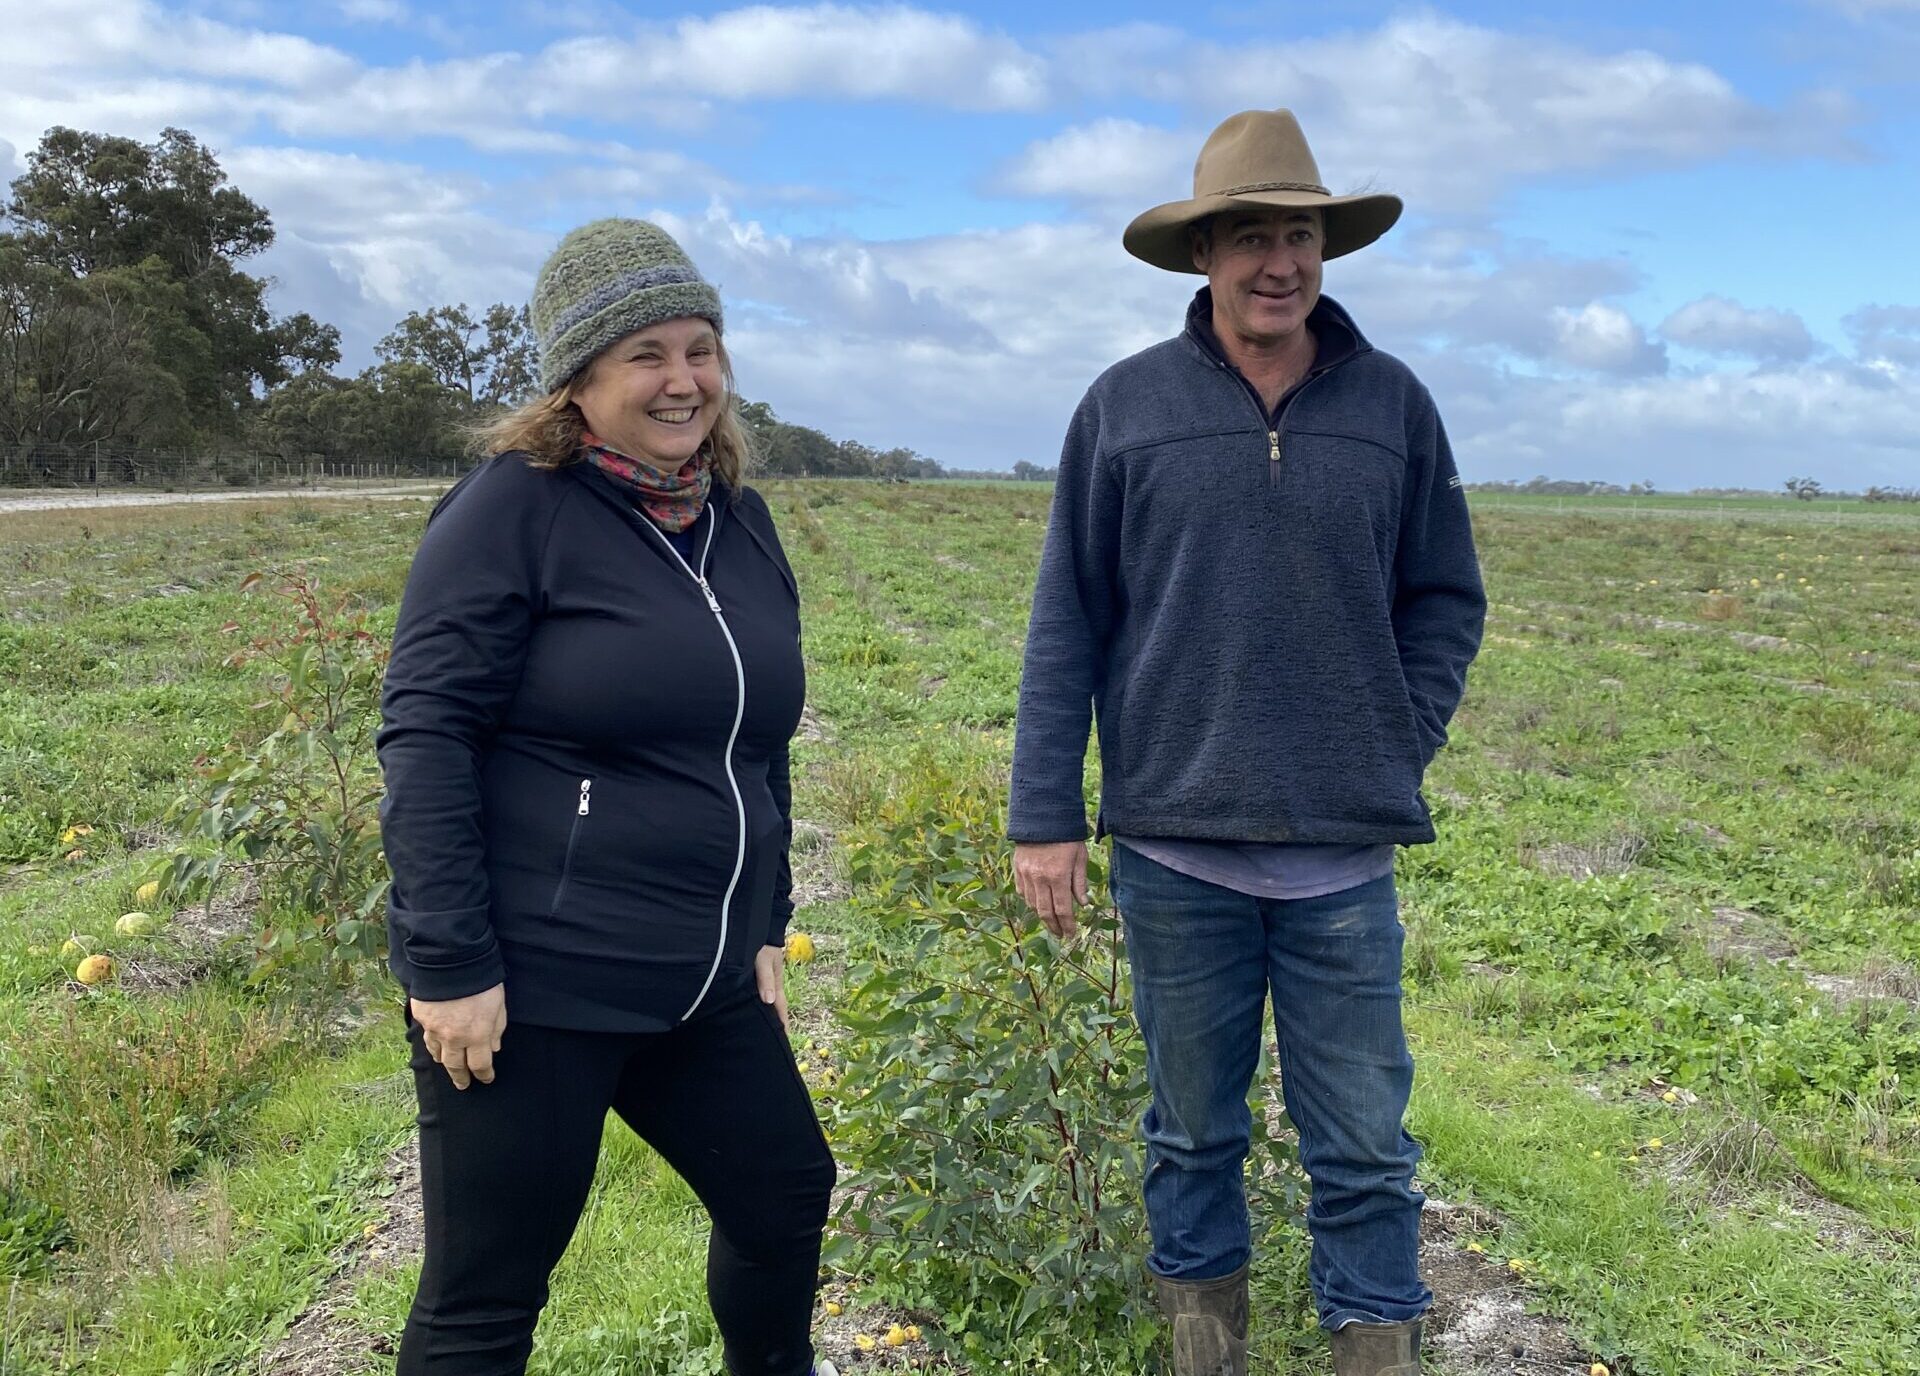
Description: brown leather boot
xmin=1153 ymin=1264 xmax=1249 ymax=1376
xmin=1329 ymin=1318 xmax=1422 ymax=1375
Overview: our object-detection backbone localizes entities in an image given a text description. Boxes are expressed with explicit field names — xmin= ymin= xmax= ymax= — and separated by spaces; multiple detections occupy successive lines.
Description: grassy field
xmin=1462 ymin=491 xmax=1911 ymax=519
xmin=0 ymin=485 xmax=1916 ymax=1374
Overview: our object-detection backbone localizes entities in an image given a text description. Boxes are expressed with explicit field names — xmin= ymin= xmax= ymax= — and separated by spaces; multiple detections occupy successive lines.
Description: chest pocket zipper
xmin=548 ymin=778 xmax=592 ymax=916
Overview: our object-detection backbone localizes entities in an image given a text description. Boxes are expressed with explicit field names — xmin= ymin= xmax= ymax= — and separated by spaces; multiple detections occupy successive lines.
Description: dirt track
xmin=0 ymin=485 xmax=448 ymax=514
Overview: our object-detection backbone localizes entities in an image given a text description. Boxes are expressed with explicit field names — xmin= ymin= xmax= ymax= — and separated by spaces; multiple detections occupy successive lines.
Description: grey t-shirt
xmin=1114 ymin=837 xmax=1394 ymax=900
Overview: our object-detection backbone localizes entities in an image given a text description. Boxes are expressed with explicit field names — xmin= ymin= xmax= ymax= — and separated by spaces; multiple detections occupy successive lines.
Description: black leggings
xmin=398 ymin=985 xmax=836 ymax=1375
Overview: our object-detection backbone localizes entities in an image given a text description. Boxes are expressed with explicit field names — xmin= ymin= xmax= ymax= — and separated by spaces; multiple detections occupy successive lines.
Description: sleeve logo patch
xmin=1447 ymin=474 xmax=1463 ymax=489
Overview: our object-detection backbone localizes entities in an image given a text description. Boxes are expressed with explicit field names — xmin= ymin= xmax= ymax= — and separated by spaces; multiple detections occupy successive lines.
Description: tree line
xmin=0 ymin=126 xmax=945 ymax=482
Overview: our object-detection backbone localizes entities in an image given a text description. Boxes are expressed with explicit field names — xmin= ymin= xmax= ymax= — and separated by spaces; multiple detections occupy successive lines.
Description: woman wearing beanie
xmin=377 ymin=219 xmax=837 ymax=1376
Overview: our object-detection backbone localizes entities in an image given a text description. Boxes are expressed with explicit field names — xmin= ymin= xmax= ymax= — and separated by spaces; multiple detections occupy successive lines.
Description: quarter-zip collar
xmin=1181 ymin=286 xmax=1370 ymax=414
xmin=1182 ymin=287 xmax=1372 ymax=485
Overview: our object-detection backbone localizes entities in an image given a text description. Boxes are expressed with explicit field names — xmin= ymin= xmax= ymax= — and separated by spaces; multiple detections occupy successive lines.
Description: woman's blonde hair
xmin=470 ymin=336 xmax=750 ymax=489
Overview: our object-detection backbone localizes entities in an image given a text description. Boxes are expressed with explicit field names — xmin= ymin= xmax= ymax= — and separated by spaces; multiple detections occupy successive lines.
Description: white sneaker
xmin=815 ymin=1363 xmax=840 ymax=1376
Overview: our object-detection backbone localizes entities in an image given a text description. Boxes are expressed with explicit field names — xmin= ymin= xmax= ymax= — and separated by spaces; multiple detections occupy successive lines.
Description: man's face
xmin=1192 ymin=208 xmax=1324 ymax=349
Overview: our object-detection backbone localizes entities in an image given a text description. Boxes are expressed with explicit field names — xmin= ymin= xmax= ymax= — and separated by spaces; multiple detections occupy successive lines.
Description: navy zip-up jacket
xmin=377 ymin=455 xmax=804 ymax=1031
xmin=1008 ymin=291 xmax=1485 ymax=846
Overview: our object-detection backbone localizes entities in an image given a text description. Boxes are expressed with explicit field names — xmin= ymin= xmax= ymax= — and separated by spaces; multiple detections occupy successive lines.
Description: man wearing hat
xmin=1008 ymin=110 xmax=1485 ymax=1376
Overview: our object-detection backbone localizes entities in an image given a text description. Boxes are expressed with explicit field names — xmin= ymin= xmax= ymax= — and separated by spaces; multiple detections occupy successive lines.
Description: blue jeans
xmin=1110 ymin=844 xmax=1431 ymax=1331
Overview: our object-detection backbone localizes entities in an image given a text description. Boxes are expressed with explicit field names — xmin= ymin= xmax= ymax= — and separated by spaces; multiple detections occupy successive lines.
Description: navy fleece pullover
xmin=1008 ymin=291 xmax=1485 ymax=846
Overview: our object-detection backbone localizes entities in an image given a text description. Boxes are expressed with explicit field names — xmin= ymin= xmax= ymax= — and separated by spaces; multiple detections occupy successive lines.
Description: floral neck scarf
xmin=580 ymin=432 xmax=713 ymax=533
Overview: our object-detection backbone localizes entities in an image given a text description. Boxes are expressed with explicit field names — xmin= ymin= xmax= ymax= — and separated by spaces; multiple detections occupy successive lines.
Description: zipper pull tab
xmin=1268 ymin=430 xmax=1281 ymax=464
xmin=577 ymin=779 xmax=592 ymax=816
xmin=697 ymin=578 xmax=722 ymax=614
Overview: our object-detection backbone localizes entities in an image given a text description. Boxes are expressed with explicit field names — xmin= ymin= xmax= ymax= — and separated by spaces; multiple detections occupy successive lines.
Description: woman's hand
xmin=410 ymin=984 xmax=508 ymax=1090
xmin=755 ymin=944 xmax=790 ymax=1034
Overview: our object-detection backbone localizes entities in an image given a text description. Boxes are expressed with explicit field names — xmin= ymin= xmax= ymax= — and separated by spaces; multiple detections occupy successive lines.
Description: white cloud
xmin=217 ymin=148 xmax=550 ymax=362
xmin=1038 ymin=15 xmax=1857 ymax=211
xmin=0 ymin=0 xmax=357 ymax=91
xmin=993 ymin=118 xmax=1192 ymax=205
xmin=541 ymin=5 xmax=1050 ymax=111
xmin=1551 ymin=303 xmax=1669 ymax=375
xmin=1549 ymin=363 xmax=1919 ymax=481
xmin=528 ymin=157 xmax=745 ymax=208
xmin=1329 ymin=230 xmax=1662 ymax=369
xmin=1 ymin=5 xmax=1854 ymax=213
xmin=1661 ymin=295 xmax=1815 ymax=362
xmin=1844 ymin=304 xmax=1920 ymax=367
xmin=603 ymin=205 xmax=1918 ymax=489
xmin=0 ymin=1 xmax=1049 ymax=168
xmin=640 ymin=204 xmax=1189 ymax=462
xmin=654 ymin=204 xmax=1017 ymax=352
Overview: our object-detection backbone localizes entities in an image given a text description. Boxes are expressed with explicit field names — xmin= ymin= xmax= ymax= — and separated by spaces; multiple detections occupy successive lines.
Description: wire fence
xmin=1 ymin=442 xmax=473 ymax=492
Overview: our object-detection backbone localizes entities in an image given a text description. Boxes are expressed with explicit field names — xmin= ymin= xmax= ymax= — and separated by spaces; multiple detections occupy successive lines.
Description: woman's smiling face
xmin=572 ymin=317 xmax=725 ymax=471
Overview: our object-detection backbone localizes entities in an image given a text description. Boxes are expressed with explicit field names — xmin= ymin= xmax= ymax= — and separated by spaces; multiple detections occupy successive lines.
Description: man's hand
xmin=756 ymin=944 xmax=790 ymax=1033
xmin=410 ymin=984 xmax=507 ymax=1090
xmin=1013 ymin=840 xmax=1089 ymax=940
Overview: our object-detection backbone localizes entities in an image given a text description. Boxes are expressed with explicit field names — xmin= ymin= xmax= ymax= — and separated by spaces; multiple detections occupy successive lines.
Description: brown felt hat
xmin=1124 ymin=109 xmax=1402 ymax=273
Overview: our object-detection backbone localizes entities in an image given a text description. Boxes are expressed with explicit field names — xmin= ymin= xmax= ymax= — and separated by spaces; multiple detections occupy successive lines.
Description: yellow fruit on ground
xmin=1592 ymin=1364 xmax=1612 ymax=1376
xmin=824 ymin=1300 xmax=844 ymax=1317
xmin=135 ymin=880 xmax=161 ymax=904
xmin=785 ymin=932 xmax=816 ymax=964
xmin=853 ymin=1334 xmax=877 ymax=1352
xmin=75 ymin=954 xmax=114 ymax=986
xmin=116 ymin=911 xmax=157 ymax=937
xmin=885 ymin=1324 xmax=908 ymax=1347
xmin=60 ymin=936 xmax=91 ymax=960
xmin=59 ymin=824 xmax=93 ymax=845
xmin=904 ymin=1325 xmax=921 ymax=1341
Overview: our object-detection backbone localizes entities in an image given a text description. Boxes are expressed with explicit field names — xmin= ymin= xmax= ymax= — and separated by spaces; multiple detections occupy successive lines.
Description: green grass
xmin=1408 ymin=1007 xmax=1920 ymax=1374
xmin=1467 ymin=490 xmax=1920 ymax=520
xmin=0 ymin=484 xmax=1915 ymax=1373
xmin=13 ymin=1033 xmax=411 ymax=1374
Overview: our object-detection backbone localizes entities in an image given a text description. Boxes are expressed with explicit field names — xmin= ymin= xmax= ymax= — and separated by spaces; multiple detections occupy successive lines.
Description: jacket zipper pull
xmin=1268 ymin=430 xmax=1282 ymax=485
xmin=697 ymin=577 xmax=722 ymax=614
xmin=577 ymin=779 xmax=592 ymax=816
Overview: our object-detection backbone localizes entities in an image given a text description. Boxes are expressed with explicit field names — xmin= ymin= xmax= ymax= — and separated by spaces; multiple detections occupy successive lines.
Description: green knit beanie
xmin=530 ymin=219 xmax=724 ymax=393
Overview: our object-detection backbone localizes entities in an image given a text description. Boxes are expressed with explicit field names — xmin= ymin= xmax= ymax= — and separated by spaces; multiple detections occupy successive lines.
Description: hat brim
xmin=1123 ymin=189 xmax=1403 ymax=273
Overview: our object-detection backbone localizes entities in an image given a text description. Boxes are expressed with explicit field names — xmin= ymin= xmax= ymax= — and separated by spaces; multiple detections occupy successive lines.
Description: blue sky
xmin=2 ymin=0 xmax=1916 ymax=486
